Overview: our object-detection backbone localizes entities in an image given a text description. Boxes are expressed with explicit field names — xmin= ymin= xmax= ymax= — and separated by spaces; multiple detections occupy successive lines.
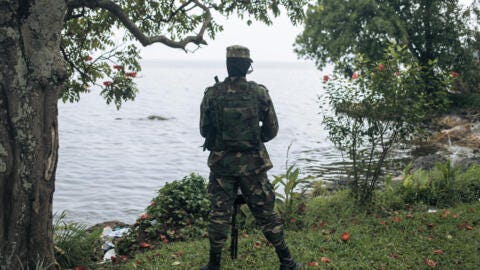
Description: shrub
xmin=303 ymin=190 xmax=357 ymax=226
xmin=401 ymin=161 xmax=480 ymax=207
xmin=53 ymin=212 xmax=102 ymax=269
xmin=449 ymin=92 xmax=480 ymax=111
xmin=321 ymin=44 xmax=452 ymax=207
xmin=117 ymin=173 xmax=210 ymax=256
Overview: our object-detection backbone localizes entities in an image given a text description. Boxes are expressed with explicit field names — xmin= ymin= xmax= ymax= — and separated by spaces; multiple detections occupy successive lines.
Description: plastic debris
xmin=101 ymin=226 xmax=130 ymax=261
xmin=103 ymin=249 xmax=116 ymax=261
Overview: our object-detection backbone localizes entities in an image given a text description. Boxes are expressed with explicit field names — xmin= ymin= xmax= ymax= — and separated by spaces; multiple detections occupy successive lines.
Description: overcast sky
xmin=140 ymin=12 xmax=305 ymax=63
xmin=140 ymin=0 xmax=477 ymax=63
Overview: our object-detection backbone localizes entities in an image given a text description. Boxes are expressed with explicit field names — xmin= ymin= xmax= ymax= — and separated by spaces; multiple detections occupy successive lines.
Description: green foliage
xmin=272 ymin=165 xmax=312 ymax=228
xmin=105 ymin=195 xmax=480 ymax=270
xmin=402 ymin=162 xmax=480 ymax=207
xmin=53 ymin=212 xmax=102 ymax=269
xmin=296 ymin=0 xmax=480 ymax=93
xmin=321 ymin=44 xmax=451 ymax=206
xmin=62 ymin=0 xmax=308 ymax=108
xmin=117 ymin=174 xmax=210 ymax=256
xmin=303 ymin=190 xmax=357 ymax=225
xmin=449 ymin=93 xmax=480 ymax=110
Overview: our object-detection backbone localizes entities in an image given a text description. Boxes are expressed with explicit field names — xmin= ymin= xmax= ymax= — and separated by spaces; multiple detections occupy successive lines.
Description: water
xmin=54 ymin=60 xmax=341 ymax=225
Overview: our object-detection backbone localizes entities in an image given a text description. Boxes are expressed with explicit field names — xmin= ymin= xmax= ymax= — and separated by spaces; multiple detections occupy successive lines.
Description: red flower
xmin=126 ymin=71 xmax=137 ymax=78
xmin=392 ymin=216 xmax=401 ymax=223
xmin=351 ymin=72 xmax=359 ymax=79
xmin=174 ymin=251 xmax=184 ymax=257
xmin=103 ymin=81 xmax=113 ymax=87
xmin=160 ymin=234 xmax=170 ymax=243
xmin=424 ymin=258 xmax=438 ymax=268
xmin=323 ymin=75 xmax=329 ymax=82
xmin=85 ymin=55 xmax=93 ymax=61
xmin=451 ymin=71 xmax=459 ymax=78
xmin=139 ymin=242 xmax=153 ymax=248
xmin=140 ymin=213 xmax=150 ymax=220
xmin=320 ymin=257 xmax=331 ymax=263
xmin=308 ymin=261 xmax=319 ymax=266
xmin=378 ymin=63 xmax=385 ymax=72
xmin=113 ymin=65 xmax=123 ymax=70
xmin=340 ymin=232 xmax=350 ymax=242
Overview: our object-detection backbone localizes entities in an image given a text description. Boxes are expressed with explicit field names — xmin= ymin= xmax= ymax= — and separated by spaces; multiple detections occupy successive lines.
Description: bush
xmin=321 ymin=44 xmax=452 ymax=207
xmin=401 ymin=161 xmax=480 ymax=207
xmin=117 ymin=173 xmax=210 ymax=256
xmin=449 ymin=93 xmax=480 ymax=111
xmin=303 ymin=190 xmax=357 ymax=226
xmin=53 ymin=212 xmax=102 ymax=269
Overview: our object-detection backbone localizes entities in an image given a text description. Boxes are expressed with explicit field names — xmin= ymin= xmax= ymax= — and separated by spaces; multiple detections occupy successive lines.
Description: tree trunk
xmin=0 ymin=0 xmax=66 ymax=269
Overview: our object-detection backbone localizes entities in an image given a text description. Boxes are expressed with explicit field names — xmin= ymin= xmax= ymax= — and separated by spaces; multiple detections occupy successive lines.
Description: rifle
xmin=230 ymin=194 xmax=246 ymax=259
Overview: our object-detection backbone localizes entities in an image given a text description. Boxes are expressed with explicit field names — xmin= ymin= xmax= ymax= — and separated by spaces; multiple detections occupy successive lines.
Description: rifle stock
xmin=230 ymin=195 xmax=245 ymax=259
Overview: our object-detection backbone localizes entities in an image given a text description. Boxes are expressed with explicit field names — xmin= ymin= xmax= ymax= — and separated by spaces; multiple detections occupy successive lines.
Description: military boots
xmin=200 ymin=250 xmax=221 ymax=270
xmin=276 ymin=242 xmax=301 ymax=270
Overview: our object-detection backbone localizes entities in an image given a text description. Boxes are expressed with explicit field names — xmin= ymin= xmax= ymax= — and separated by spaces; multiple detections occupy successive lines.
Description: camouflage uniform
xmin=200 ymin=76 xmax=285 ymax=251
xmin=200 ymin=45 xmax=299 ymax=270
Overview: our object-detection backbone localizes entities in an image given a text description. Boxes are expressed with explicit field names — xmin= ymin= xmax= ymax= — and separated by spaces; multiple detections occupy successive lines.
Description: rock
xmin=433 ymin=124 xmax=473 ymax=144
xmin=411 ymin=154 xmax=447 ymax=171
xmin=435 ymin=115 xmax=469 ymax=128
xmin=457 ymin=157 xmax=480 ymax=171
xmin=146 ymin=115 xmax=169 ymax=121
xmin=457 ymin=133 xmax=480 ymax=149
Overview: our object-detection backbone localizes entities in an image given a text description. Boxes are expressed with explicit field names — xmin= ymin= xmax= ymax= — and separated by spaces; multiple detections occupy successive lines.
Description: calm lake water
xmin=54 ymin=60 xmax=343 ymax=225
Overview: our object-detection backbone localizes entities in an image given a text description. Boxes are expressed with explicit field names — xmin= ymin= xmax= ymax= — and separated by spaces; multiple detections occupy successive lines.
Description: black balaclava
xmin=227 ymin=57 xmax=252 ymax=77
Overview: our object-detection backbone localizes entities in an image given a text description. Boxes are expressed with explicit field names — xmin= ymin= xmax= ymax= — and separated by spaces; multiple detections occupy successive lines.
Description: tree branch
xmin=66 ymin=0 xmax=211 ymax=50
xmin=65 ymin=7 xmax=86 ymax=21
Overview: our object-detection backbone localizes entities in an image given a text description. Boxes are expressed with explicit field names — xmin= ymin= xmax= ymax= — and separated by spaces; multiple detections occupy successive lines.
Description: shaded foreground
xmin=101 ymin=201 xmax=480 ymax=270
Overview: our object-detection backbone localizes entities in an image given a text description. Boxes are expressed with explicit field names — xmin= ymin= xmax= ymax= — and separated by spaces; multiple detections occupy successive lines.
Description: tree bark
xmin=0 ymin=0 xmax=66 ymax=268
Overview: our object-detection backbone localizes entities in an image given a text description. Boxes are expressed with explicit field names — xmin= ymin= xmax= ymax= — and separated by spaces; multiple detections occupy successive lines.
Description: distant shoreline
xmin=140 ymin=58 xmax=318 ymax=69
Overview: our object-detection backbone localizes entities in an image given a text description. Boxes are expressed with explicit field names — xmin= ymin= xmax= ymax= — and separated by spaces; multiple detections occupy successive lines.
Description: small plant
xmin=53 ymin=211 xmax=102 ymax=269
xmin=117 ymin=174 xmax=210 ymax=256
xmin=272 ymin=164 xmax=311 ymax=228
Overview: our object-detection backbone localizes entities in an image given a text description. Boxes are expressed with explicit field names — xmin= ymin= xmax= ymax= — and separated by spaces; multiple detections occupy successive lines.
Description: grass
xmin=100 ymin=200 xmax=480 ymax=270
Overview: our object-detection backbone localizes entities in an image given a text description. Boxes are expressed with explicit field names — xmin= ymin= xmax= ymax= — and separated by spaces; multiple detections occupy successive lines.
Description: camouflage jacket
xmin=200 ymin=77 xmax=279 ymax=176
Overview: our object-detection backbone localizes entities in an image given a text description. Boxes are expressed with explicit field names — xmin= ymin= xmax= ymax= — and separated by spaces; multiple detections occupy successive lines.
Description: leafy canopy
xmin=295 ymin=0 xmax=479 ymax=92
xmin=62 ymin=0 xmax=308 ymax=108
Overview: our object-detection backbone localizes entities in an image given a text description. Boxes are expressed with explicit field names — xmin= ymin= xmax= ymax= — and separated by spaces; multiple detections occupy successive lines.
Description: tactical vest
xmin=209 ymin=81 xmax=261 ymax=151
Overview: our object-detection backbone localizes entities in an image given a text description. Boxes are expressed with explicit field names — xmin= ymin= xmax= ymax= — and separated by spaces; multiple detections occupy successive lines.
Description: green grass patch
xmin=101 ymin=201 xmax=480 ymax=270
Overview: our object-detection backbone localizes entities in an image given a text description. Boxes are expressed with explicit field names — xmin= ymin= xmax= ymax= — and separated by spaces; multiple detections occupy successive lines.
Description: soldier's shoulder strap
xmin=204 ymin=81 xmax=226 ymax=95
xmin=246 ymin=81 xmax=269 ymax=95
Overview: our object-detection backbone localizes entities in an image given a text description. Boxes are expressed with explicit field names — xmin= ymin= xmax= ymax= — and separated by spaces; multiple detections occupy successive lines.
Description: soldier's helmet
xmin=226 ymin=45 xmax=253 ymax=63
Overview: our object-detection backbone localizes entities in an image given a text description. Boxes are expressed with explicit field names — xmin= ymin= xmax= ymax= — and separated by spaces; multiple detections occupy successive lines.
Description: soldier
xmin=199 ymin=45 xmax=300 ymax=270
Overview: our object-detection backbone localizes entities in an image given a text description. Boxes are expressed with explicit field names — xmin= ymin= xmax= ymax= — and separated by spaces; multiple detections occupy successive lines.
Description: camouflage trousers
xmin=207 ymin=171 xmax=285 ymax=252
